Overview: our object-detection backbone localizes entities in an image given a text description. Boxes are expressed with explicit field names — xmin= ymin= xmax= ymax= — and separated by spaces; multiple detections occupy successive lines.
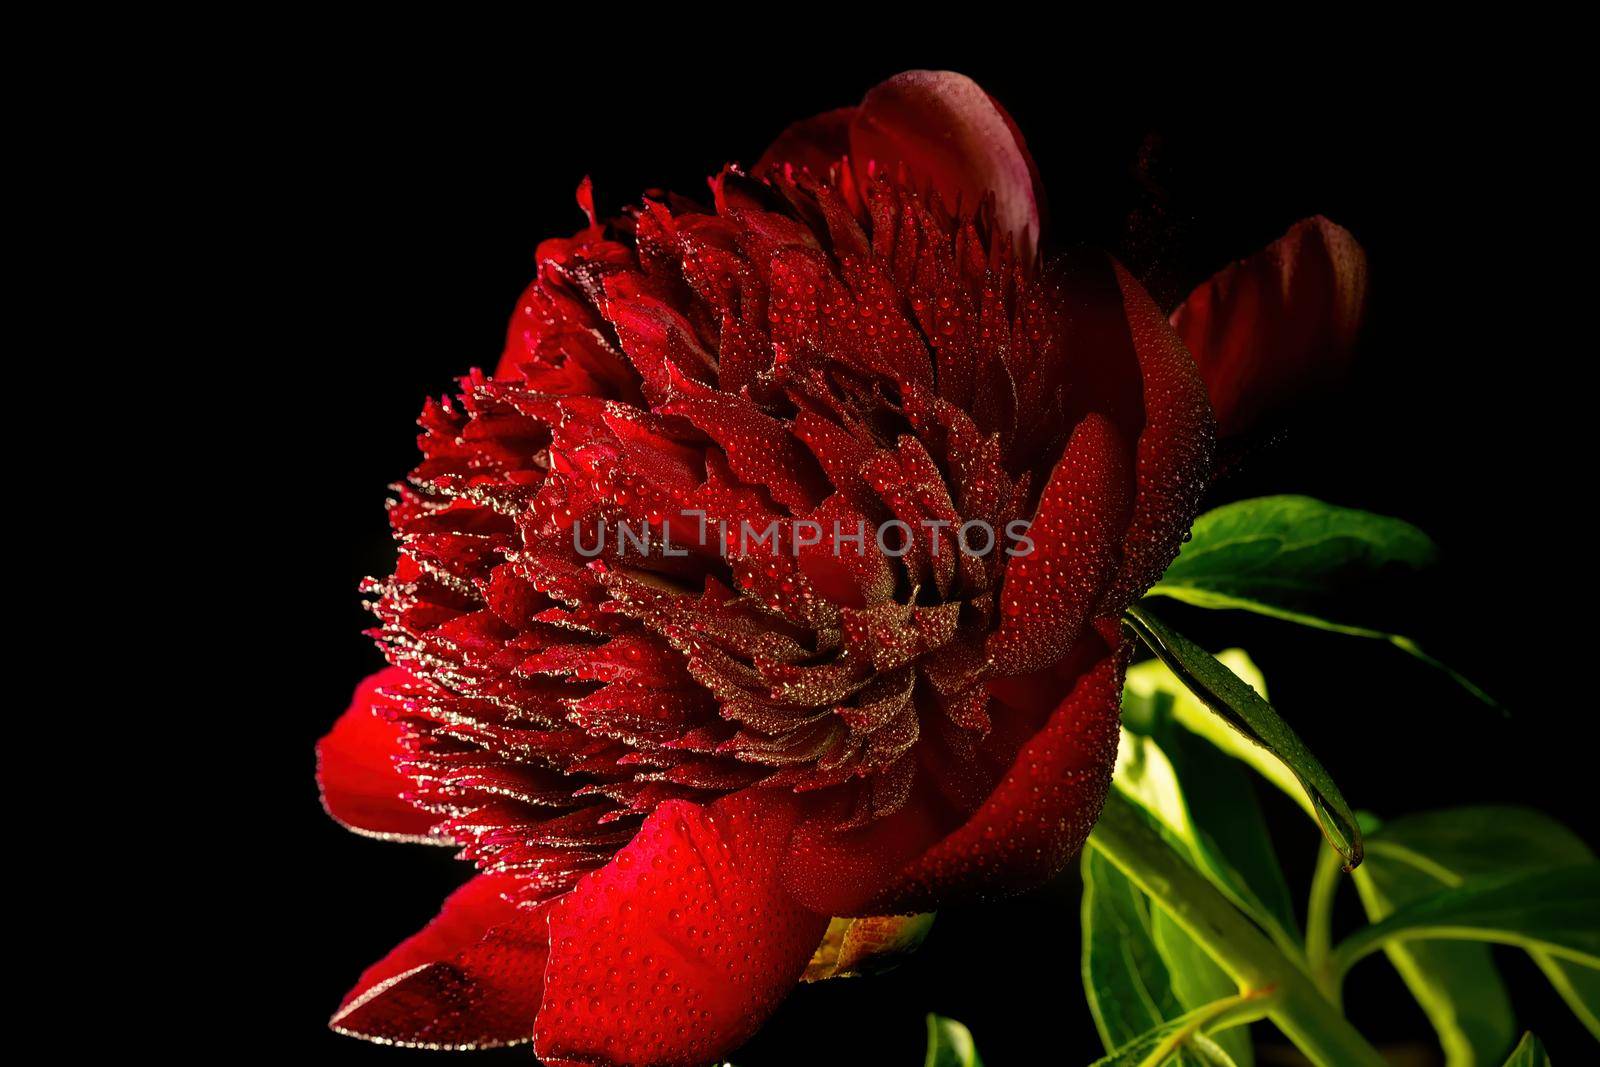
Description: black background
xmin=243 ymin=50 xmax=1594 ymax=1064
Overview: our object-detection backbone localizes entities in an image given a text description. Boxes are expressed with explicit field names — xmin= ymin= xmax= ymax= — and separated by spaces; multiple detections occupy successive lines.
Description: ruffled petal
xmin=330 ymin=873 xmax=550 ymax=1049
xmin=316 ymin=667 xmax=442 ymax=843
xmin=850 ymin=70 xmax=1043 ymax=254
xmin=865 ymin=645 xmax=1128 ymax=912
xmin=1170 ymin=215 xmax=1368 ymax=440
xmin=534 ymin=789 xmax=829 ymax=1067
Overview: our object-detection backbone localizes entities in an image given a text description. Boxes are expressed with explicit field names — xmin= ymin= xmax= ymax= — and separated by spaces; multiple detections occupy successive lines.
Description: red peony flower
xmin=317 ymin=70 xmax=1362 ymax=1065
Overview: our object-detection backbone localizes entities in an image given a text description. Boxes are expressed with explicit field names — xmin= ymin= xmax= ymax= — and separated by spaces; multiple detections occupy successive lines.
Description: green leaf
xmin=924 ymin=1014 xmax=983 ymax=1067
xmin=1364 ymin=807 xmax=1593 ymax=880
xmin=1122 ymin=658 xmax=1300 ymax=947
xmin=1088 ymin=825 xmax=1260 ymax=1067
xmin=1150 ymin=909 xmax=1252 ymax=1067
xmin=1357 ymin=807 xmax=1600 ymax=1047
xmin=1533 ymin=959 xmax=1600 ymax=1043
xmin=1081 ymin=850 xmax=1250 ymax=1067
xmin=1353 ymin=895 xmax=1512 ymax=1063
xmin=1090 ymin=793 xmax=1390 ymax=1067
xmin=1122 ymin=605 xmax=1363 ymax=868
xmin=1100 ymin=672 xmax=1306 ymax=1067
xmin=1088 ymin=991 xmax=1276 ymax=1067
xmin=1500 ymin=1032 xmax=1551 ymax=1067
xmin=1082 ymin=850 xmax=1187 ymax=1050
xmin=1146 ymin=495 xmax=1496 ymax=707
xmin=1138 ymin=649 xmax=1313 ymax=823
xmin=1356 ymin=826 xmax=1517 ymax=1065
xmin=1153 ymin=494 xmax=1437 ymax=608
xmin=1332 ymin=865 xmax=1600 ymax=979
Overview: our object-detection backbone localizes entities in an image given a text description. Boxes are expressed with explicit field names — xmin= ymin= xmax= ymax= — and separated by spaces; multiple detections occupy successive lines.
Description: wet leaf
xmin=1123 ymin=605 xmax=1362 ymax=868
xmin=1147 ymin=495 xmax=1496 ymax=707
xmin=1122 ymin=657 xmax=1299 ymax=946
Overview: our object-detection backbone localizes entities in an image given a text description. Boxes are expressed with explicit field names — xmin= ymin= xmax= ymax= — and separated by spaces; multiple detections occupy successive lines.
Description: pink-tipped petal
xmin=850 ymin=71 xmax=1043 ymax=254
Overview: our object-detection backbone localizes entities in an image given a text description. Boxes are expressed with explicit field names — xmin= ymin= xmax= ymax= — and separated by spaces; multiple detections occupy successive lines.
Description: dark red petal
xmin=330 ymin=874 xmax=550 ymax=1049
xmin=534 ymin=789 xmax=829 ymax=1067
xmin=1170 ymin=216 xmax=1368 ymax=440
xmin=778 ymin=782 xmax=950 ymax=916
xmin=987 ymin=413 xmax=1130 ymax=676
xmin=1101 ymin=261 xmax=1217 ymax=613
xmin=849 ymin=70 xmax=1043 ymax=254
xmin=755 ymin=106 xmax=857 ymax=177
xmin=866 ymin=646 xmax=1128 ymax=912
xmin=316 ymin=667 xmax=442 ymax=843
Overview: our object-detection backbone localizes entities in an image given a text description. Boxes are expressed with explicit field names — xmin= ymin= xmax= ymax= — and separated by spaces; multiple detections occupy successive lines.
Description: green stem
xmin=1089 ymin=792 xmax=1386 ymax=1067
xmin=1305 ymin=842 xmax=1346 ymax=1003
xmin=1139 ymin=988 xmax=1280 ymax=1066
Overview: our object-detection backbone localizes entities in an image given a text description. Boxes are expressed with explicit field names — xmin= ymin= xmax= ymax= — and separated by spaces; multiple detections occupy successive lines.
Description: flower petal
xmin=316 ymin=667 xmax=442 ymax=843
xmin=330 ymin=873 xmax=550 ymax=1049
xmin=986 ymin=412 xmax=1131 ymax=676
xmin=755 ymin=106 xmax=857 ymax=177
xmin=849 ymin=70 xmax=1043 ymax=254
xmin=778 ymin=781 xmax=950 ymax=916
xmin=1170 ymin=216 xmax=1368 ymax=440
xmin=534 ymin=789 xmax=829 ymax=1067
xmin=1100 ymin=261 xmax=1217 ymax=613
xmin=801 ymin=912 xmax=935 ymax=981
xmin=866 ymin=644 xmax=1128 ymax=912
